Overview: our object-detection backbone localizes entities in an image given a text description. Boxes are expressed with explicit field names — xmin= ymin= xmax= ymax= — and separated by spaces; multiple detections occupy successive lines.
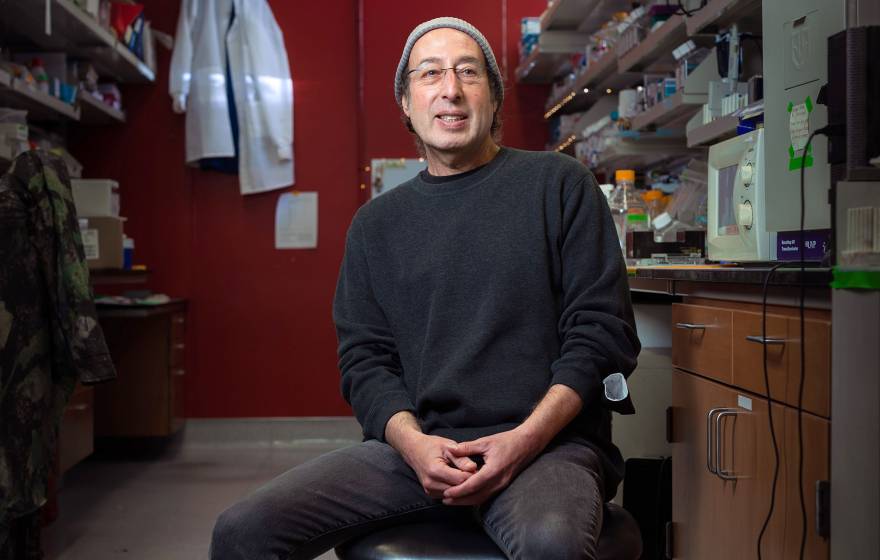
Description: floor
xmin=43 ymin=418 xmax=363 ymax=560
xmin=41 ymin=347 xmax=673 ymax=560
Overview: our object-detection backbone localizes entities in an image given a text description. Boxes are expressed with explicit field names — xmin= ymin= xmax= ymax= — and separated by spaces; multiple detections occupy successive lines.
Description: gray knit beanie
xmin=394 ymin=17 xmax=504 ymax=107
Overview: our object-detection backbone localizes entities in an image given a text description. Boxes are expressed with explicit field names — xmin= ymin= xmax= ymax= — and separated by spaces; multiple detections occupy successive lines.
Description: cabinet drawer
xmin=732 ymin=311 xmax=830 ymax=418
xmin=672 ymin=304 xmax=732 ymax=383
xmin=170 ymin=341 xmax=186 ymax=368
xmin=732 ymin=310 xmax=790 ymax=408
xmin=59 ymin=385 xmax=94 ymax=473
xmin=171 ymin=312 xmax=186 ymax=344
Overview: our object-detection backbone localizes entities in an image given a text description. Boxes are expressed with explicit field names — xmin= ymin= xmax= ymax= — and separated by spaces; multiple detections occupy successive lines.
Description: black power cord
xmin=673 ymin=0 xmax=708 ymax=17
xmin=756 ymin=262 xmax=786 ymax=560
xmin=663 ymin=0 xmax=708 ymax=17
xmin=756 ymin=123 xmax=839 ymax=559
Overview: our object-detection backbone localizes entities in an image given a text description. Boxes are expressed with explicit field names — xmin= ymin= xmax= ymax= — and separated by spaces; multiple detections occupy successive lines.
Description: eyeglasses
xmin=406 ymin=64 xmax=486 ymax=87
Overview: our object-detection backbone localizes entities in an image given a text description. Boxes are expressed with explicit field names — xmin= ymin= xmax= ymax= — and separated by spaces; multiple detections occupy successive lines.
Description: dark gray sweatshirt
xmin=333 ymin=147 xmax=640 ymax=495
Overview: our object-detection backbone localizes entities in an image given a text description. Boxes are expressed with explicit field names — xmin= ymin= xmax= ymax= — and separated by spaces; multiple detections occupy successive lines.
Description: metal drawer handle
xmin=706 ymin=408 xmax=724 ymax=474
xmin=174 ymin=317 xmax=185 ymax=324
xmin=173 ymin=369 xmax=186 ymax=376
xmin=676 ymin=322 xmax=708 ymax=330
xmin=706 ymin=407 xmax=735 ymax=475
xmin=68 ymin=403 xmax=89 ymax=412
xmin=745 ymin=335 xmax=786 ymax=345
xmin=174 ymin=343 xmax=185 ymax=350
xmin=715 ymin=409 xmax=743 ymax=480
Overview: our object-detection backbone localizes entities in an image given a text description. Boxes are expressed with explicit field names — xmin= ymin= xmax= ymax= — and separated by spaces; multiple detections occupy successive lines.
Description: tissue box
xmin=79 ymin=216 xmax=124 ymax=269
xmin=72 ymin=178 xmax=119 ymax=217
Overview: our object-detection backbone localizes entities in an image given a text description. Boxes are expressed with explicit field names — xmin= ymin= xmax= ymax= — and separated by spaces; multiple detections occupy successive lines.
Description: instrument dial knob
xmin=738 ymin=200 xmax=754 ymax=230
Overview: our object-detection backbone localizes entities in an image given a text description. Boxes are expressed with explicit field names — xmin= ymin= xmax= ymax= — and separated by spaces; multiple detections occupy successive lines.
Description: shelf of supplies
xmin=545 ymin=47 xmax=639 ymax=118
xmin=541 ymin=0 xmax=632 ymax=33
xmin=3 ymin=0 xmax=155 ymax=84
xmin=549 ymin=133 xmax=580 ymax=154
xmin=595 ymin=133 xmax=703 ymax=170
xmin=515 ymin=48 xmax=571 ymax=84
xmin=0 ymin=68 xmax=81 ymax=122
xmin=78 ymin=91 xmax=126 ymax=124
xmin=686 ymin=115 xmax=739 ymax=147
xmin=515 ymin=30 xmax=591 ymax=84
xmin=617 ymin=15 xmax=687 ymax=74
xmin=631 ymin=90 xmax=708 ymax=131
xmin=686 ymin=0 xmax=762 ymax=36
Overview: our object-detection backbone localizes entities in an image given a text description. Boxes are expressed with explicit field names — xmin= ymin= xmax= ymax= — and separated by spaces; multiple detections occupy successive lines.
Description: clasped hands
xmin=399 ymin=428 xmax=543 ymax=507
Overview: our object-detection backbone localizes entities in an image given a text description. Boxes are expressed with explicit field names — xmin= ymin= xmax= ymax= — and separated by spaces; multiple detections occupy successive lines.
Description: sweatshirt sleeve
xmin=333 ymin=214 xmax=416 ymax=442
xmin=549 ymin=175 xmax=640 ymax=408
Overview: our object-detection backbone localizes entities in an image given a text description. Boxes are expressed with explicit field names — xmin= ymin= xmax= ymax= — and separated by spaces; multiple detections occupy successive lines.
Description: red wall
xmin=74 ymin=0 xmax=548 ymax=418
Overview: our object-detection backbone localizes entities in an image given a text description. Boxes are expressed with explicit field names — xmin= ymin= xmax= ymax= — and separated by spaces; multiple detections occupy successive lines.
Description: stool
xmin=336 ymin=502 xmax=643 ymax=560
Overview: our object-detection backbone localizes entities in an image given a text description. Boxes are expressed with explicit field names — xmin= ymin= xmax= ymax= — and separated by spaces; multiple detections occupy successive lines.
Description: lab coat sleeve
xmin=169 ymin=0 xmax=196 ymax=112
xmin=333 ymin=212 xmax=416 ymax=442
xmin=246 ymin=3 xmax=294 ymax=161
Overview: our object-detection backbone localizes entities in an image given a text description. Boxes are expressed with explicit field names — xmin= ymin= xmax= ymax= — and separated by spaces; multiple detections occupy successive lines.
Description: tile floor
xmin=43 ymin=418 xmax=363 ymax=560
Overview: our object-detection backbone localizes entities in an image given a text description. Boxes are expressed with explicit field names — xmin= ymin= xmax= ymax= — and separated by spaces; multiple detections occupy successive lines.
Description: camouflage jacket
xmin=0 ymin=151 xmax=116 ymax=537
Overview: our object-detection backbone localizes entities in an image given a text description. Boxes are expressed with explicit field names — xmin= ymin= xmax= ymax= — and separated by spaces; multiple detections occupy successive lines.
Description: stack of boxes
xmin=0 ymin=118 xmax=28 ymax=162
xmin=72 ymin=179 xmax=126 ymax=270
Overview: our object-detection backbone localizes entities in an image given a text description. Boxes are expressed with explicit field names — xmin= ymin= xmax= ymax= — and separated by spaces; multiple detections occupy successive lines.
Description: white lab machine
xmin=707 ymin=128 xmax=771 ymax=261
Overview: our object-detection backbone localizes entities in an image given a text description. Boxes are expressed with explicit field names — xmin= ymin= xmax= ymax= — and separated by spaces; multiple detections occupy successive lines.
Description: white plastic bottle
xmin=608 ymin=169 xmax=648 ymax=255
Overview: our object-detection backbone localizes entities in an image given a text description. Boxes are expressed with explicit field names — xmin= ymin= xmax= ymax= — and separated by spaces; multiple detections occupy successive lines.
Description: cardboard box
xmin=72 ymin=179 xmax=119 ymax=217
xmin=0 ymin=123 xmax=28 ymax=141
xmin=79 ymin=216 xmax=124 ymax=269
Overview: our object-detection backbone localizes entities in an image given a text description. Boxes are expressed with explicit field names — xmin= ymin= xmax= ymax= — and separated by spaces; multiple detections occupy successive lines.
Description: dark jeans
xmin=210 ymin=439 xmax=606 ymax=560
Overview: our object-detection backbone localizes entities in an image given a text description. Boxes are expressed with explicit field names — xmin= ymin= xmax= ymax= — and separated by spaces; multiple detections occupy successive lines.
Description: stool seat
xmin=336 ymin=503 xmax=642 ymax=560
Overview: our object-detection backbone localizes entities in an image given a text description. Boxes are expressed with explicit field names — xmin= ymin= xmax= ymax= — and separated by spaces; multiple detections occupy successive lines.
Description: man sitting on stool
xmin=210 ymin=17 xmax=640 ymax=560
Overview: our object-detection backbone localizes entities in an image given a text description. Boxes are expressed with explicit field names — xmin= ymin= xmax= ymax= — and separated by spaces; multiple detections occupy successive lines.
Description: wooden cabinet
xmin=672 ymin=304 xmax=733 ymax=384
xmin=94 ymin=302 xmax=187 ymax=437
xmin=58 ymin=383 xmax=94 ymax=473
xmin=671 ymin=298 xmax=830 ymax=559
xmin=674 ymin=300 xmax=831 ymax=418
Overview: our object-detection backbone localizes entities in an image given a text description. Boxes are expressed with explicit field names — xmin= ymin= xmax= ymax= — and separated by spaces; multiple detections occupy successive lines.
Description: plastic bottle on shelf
xmin=30 ymin=58 xmax=50 ymax=95
xmin=608 ymin=169 xmax=649 ymax=255
xmin=643 ymin=189 xmax=666 ymax=222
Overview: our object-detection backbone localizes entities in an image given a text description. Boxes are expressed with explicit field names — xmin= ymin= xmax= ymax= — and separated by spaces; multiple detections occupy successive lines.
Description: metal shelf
xmin=548 ymin=134 xmax=579 ymax=154
xmin=545 ymin=47 xmax=640 ymax=118
xmin=617 ymin=15 xmax=687 ymax=74
xmin=515 ymin=30 xmax=591 ymax=84
xmin=0 ymin=68 xmax=81 ymax=122
xmin=541 ymin=0 xmax=632 ymax=34
xmin=2 ymin=0 xmax=155 ymax=84
xmin=631 ymin=90 xmax=707 ymax=131
xmin=686 ymin=0 xmax=762 ymax=36
xmin=78 ymin=90 xmax=126 ymax=124
xmin=686 ymin=115 xmax=739 ymax=147
xmin=515 ymin=48 xmax=569 ymax=84
xmin=595 ymin=133 xmax=704 ymax=171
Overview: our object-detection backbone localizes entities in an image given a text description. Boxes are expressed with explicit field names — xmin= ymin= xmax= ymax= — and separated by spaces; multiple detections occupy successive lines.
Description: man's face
xmin=401 ymin=28 xmax=497 ymax=155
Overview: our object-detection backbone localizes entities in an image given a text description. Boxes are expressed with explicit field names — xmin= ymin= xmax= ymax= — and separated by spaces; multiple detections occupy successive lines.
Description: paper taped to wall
xmin=275 ymin=191 xmax=318 ymax=249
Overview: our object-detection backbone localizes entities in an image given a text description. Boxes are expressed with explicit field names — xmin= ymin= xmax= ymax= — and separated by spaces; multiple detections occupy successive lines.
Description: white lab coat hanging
xmin=169 ymin=0 xmax=294 ymax=195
